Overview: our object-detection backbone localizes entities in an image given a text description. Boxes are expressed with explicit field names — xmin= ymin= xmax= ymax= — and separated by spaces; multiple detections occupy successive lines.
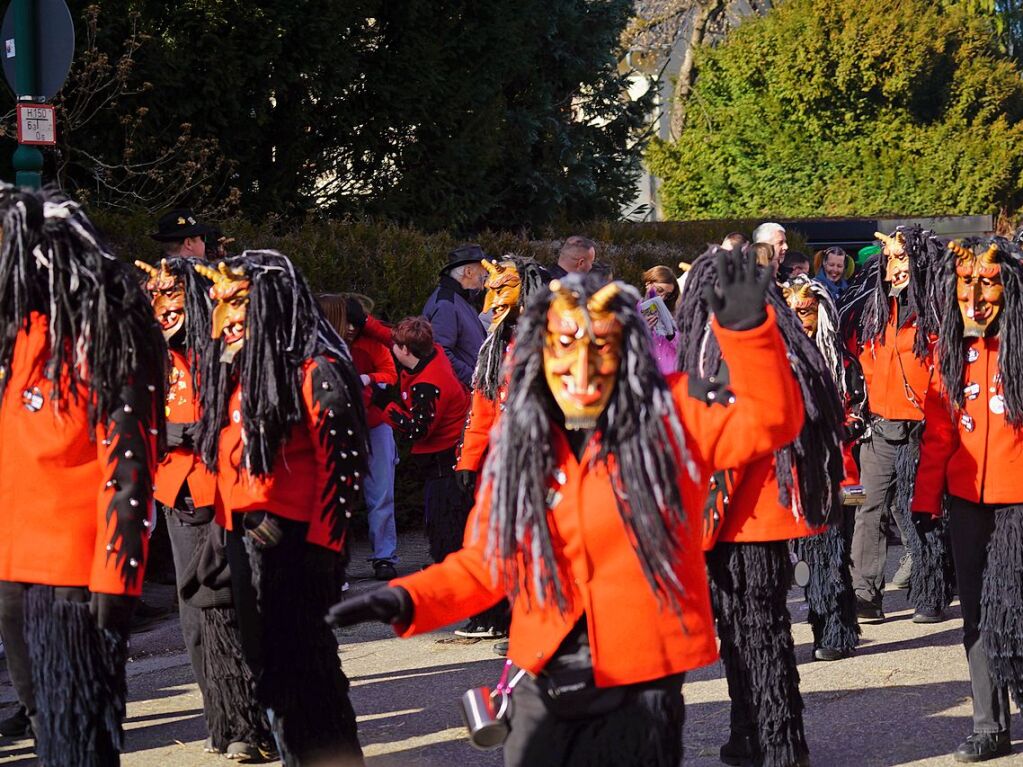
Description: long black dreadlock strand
xmin=677 ymin=248 xmax=846 ymax=528
xmin=472 ymin=256 xmax=551 ymax=401
xmin=480 ymin=274 xmax=695 ymax=613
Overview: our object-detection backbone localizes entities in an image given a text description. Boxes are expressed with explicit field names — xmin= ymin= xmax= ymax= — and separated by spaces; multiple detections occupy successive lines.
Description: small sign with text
xmin=17 ymin=104 xmax=56 ymax=146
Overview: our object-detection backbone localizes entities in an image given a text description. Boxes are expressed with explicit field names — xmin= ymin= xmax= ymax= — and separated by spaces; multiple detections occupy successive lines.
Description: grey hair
xmin=752 ymin=222 xmax=785 ymax=244
xmin=448 ymin=263 xmax=475 ymax=281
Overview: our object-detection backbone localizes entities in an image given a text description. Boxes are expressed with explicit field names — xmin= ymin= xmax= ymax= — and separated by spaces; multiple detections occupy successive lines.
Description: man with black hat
xmin=422 ymin=244 xmax=488 ymax=388
xmin=151 ymin=208 xmax=213 ymax=260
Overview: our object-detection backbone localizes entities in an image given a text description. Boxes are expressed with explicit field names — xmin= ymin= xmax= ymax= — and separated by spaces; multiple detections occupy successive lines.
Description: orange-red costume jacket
xmin=384 ymin=344 xmax=469 ymax=455
xmin=350 ymin=316 xmax=397 ymax=430
xmin=456 ymin=341 xmax=514 ymax=473
xmin=0 ymin=314 xmax=157 ymax=595
xmin=856 ymin=301 xmax=933 ymax=422
xmin=391 ymin=308 xmax=804 ymax=687
xmin=154 ymin=348 xmax=216 ymax=509
xmin=913 ymin=336 xmax=1023 ymax=514
xmin=215 ymin=356 xmax=359 ymax=551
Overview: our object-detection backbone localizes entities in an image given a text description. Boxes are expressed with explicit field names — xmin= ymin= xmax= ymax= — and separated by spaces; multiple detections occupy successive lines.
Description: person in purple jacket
xmin=423 ymin=245 xmax=488 ymax=387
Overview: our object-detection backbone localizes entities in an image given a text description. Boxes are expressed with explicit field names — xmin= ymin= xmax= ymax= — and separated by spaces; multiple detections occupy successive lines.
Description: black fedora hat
xmin=439 ymin=243 xmax=487 ymax=276
xmin=150 ymin=208 xmax=213 ymax=242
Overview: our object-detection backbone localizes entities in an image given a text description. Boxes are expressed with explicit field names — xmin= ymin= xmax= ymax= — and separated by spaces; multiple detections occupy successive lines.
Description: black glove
xmin=325 ymin=586 xmax=412 ymax=628
xmin=243 ymin=511 xmax=284 ymax=549
xmin=346 ymin=298 xmax=367 ymax=331
xmin=90 ymin=593 xmax=136 ymax=634
xmin=455 ymin=469 xmax=477 ymax=497
xmin=912 ymin=511 xmax=938 ymax=536
xmin=704 ymin=246 xmax=773 ymax=330
xmin=165 ymin=421 xmax=196 ymax=449
xmin=370 ymin=384 xmax=397 ymax=410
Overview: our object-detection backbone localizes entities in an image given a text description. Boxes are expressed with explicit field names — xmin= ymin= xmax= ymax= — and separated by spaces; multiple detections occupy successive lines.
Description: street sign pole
xmin=11 ymin=0 xmax=42 ymax=189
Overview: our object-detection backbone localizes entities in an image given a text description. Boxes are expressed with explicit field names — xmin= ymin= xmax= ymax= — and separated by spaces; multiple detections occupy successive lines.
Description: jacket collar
xmin=439 ymin=273 xmax=471 ymax=300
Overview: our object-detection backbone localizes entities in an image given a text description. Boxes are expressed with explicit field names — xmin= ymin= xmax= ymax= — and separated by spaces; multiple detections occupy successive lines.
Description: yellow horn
xmin=134 ymin=260 xmax=158 ymax=277
xmin=481 ymin=259 xmax=499 ymax=276
xmin=588 ymin=282 xmax=622 ymax=313
xmin=874 ymin=232 xmax=896 ymax=249
xmin=981 ymin=243 xmax=1000 ymax=264
xmin=194 ymin=263 xmax=219 ymax=282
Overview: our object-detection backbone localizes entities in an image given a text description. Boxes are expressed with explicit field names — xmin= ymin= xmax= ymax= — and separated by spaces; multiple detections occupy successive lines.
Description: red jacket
xmin=0 ymin=314 xmax=157 ymax=595
xmin=913 ymin=336 xmax=1023 ymax=513
xmin=349 ymin=319 xmax=397 ymax=430
xmin=385 ymin=345 xmax=469 ymax=455
xmin=154 ymin=349 xmax=217 ymax=508
xmin=215 ymin=356 xmax=363 ymax=550
xmin=392 ymin=308 xmax=804 ymax=686
xmin=456 ymin=385 xmax=506 ymax=472
xmin=857 ymin=304 xmax=933 ymax=422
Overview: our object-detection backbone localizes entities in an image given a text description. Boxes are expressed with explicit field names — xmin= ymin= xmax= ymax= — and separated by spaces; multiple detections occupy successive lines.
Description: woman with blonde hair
xmin=641 ymin=265 xmax=681 ymax=374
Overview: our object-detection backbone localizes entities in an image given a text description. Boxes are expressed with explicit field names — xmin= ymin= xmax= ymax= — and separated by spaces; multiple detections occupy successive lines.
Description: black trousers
xmin=502 ymin=673 xmax=685 ymax=767
xmin=225 ymin=515 xmax=363 ymax=766
xmin=851 ymin=430 xmax=912 ymax=604
xmin=0 ymin=581 xmax=36 ymax=717
xmin=948 ymin=496 xmax=1011 ymax=734
xmin=165 ymin=508 xmax=209 ymax=704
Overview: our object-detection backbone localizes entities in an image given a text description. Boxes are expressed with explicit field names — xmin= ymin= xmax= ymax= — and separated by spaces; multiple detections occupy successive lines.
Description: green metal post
xmin=12 ymin=0 xmax=42 ymax=189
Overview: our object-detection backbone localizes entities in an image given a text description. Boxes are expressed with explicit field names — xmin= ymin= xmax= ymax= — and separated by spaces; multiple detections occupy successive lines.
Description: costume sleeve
xmin=365 ymin=336 xmax=398 ymax=386
xmin=911 ymin=373 xmax=956 ymax=516
xmin=672 ymin=306 xmax=804 ymax=474
xmin=456 ymin=389 xmax=497 ymax=472
xmin=362 ymin=315 xmax=393 ymax=348
xmin=91 ymin=379 xmax=161 ymax=596
xmin=390 ymin=491 xmax=505 ymax=636
xmin=386 ymin=383 xmax=440 ymax=443
xmin=842 ymin=352 xmax=868 ymax=444
xmin=304 ymin=357 xmax=370 ymax=550
xmin=426 ymin=301 xmax=474 ymax=385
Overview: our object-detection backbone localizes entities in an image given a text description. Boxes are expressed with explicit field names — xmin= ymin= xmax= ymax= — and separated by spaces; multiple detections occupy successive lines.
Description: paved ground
xmin=1 ymin=534 xmax=1021 ymax=766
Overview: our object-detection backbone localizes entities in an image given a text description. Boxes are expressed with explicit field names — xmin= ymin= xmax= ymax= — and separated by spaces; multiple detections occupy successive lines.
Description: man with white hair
xmin=753 ymin=222 xmax=788 ymax=269
xmin=423 ymin=244 xmax=488 ymax=387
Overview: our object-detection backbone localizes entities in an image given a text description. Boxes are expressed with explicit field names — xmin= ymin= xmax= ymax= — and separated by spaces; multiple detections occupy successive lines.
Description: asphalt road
xmin=1 ymin=535 xmax=1021 ymax=766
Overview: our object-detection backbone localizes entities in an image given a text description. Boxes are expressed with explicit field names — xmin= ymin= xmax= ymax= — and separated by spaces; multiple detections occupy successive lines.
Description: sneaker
xmin=373 ymin=560 xmax=398 ymax=581
xmin=493 ymin=640 xmax=509 ymax=656
xmin=453 ymin=622 xmax=506 ymax=639
xmin=203 ymin=736 xmax=220 ymax=754
xmin=720 ymin=732 xmax=759 ymax=767
xmin=224 ymin=740 xmax=260 ymax=761
xmin=913 ymin=607 xmax=945 ymax=624
xmin=0 ymin=706 xmax=32 ymax=739
xmin=813 ymin=646 xmax=848 ymax=662
xmin=892 ymin=552 xmax=913 ymax=589
xmin=856 ymin=598 xmax=885 ymax=624
xmin=341 ymin=581 xmax=350 ymax=593
xmin=954 ymin=731 xmax=1011 ymax=762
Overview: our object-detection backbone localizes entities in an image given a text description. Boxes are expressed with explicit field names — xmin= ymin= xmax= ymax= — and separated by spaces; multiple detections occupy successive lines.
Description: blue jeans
xmin=365 ymin=423 xmax=398 ymax=563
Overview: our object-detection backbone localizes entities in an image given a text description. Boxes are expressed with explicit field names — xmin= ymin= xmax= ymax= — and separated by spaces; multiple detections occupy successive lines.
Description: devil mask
xmin=876 ymin=231 xmax=910 ymax=297
xmin=482 ymin=259 xmax=522 ymax=331
xmin=543 ymin=280 xmax=623 ymax=430
xmin=136 ymin=259 xmax=185 ymax=341
xmin=196 ymin=261 xmax=250 ymax=362
xmin=782 ymin=280 xmax=820 ymax=336
xmin=950 ymin=241 xmax=1003 ymax=338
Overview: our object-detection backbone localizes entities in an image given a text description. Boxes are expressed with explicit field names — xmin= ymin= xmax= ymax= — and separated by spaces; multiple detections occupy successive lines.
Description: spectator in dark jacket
xmin=423 ymin=245 xmax=487 ymax=387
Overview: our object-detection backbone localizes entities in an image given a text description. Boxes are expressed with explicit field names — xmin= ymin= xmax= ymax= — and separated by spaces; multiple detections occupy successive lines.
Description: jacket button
xmin=536 ymin=651 xmax=544 ymax=659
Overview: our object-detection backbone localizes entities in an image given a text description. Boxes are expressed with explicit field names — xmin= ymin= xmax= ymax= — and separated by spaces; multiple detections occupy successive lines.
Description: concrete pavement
xmin=1 ymin=536 xmax=1021 ymax=766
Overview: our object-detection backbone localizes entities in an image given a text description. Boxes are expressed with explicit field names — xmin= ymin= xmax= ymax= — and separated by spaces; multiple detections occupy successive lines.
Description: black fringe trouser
xmin=708 ymin=541 xmax=809 ymax=767
xmin=980 ymin=502 xmax=1023 ymax=715
xmin=795 ymin=511 xmax=860 ymax=654
xmin=226 ymin=515 xmax=363 ymax=767
xmin=22 ymin=585 xmax=128 ymax=767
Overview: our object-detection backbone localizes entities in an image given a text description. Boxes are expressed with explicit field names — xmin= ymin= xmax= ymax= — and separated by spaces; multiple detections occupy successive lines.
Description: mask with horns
xmin=195 ymin=261 xmax=250 ymax=362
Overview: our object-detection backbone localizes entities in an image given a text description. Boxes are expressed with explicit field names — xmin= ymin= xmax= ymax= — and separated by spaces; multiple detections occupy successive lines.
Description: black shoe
xmin=720 ymin=732 xmax=759 ymax=767
xmin=856 ymin=598 xmax=885 ymax=624
xmin=912 ymin=607 xmax=945 ymax=624
xmin=954 ymin=731 xmax=1011 ymax=762
xmin=372 ymin=560 xmax=397 ymax=581
xmin=813 ymin=646 xmax=848 ymax=661
xmin=0 ymin=706 xmax=32 ymax=739
xmin=493 ymin=639 xmax=508 ymax=656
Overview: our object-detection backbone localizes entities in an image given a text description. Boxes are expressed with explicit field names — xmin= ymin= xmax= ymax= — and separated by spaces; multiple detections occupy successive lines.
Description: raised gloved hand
xmin=165 ymin=421 xmax=197 ymax=449
xmin=705 ymin=247 xmax=773 ymax=331
xmin=90 ymin=593 xmax=136 ymax=635
xmin=243 ymin=511 xmax=284 ymax=549
xmin=325 ymin=586 xmax=412 ymax=628
xmin=370 ymin=384 xmax=397 ymax=410
xmin=912 ymin=511 xmax=938 ymax=536
xmin=455 ymin=469 xmax=477 ymax=497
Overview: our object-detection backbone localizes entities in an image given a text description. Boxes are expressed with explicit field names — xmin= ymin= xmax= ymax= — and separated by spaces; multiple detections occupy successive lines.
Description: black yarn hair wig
xmin=480 ymin=273 xmax=696 ymax=613
xmin=840 ymin=225 xmax=939 ymax=360
xmin=676 ymin=248 xmax=846 ymax=527
xmin=472 ymin=256 xmax=551 ymax=401
xmin=935 ymin=236 xmax=1023 ymax=428
xmin=196 ymin=250 xmax=368 ymax=476
xmin=0 ymin=185 xmax=167 ymax=434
